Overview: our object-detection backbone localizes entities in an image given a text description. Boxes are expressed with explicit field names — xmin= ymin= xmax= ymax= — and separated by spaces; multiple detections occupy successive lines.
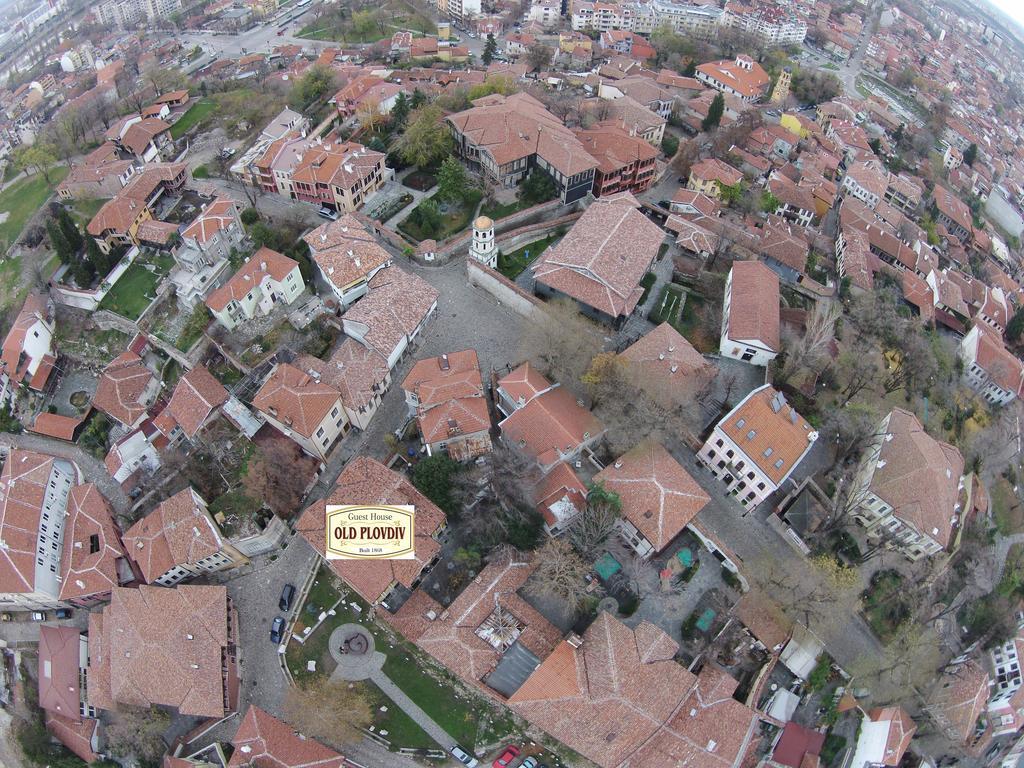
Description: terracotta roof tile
xmin=228 ymin=705 xmax=346 ymax=768
xmin=59 ymin=484 xmax=129 ymax=602
xmin=39 ymin=626 xmax=82 ymax=718
xmin=499 ymin=386 xmax=603 ymax=467
xmin=718 ymin=385 xmax=815 ymax=484
xmin=342 ymin=267 xmax=439 ymax=360
xmin=252 ymin=362 xmax=342 ymax=439
xmin=726 ymin=261 xmax=780 ymax=351
xmin=304 ymin=214 xmax=392 ymax=294
xmin=497 ymin=362 xmax=551 ymax=408
xmin=205 ymin=247 xmax=299 ymax=313
xmin=93 ymin=352 xmax=156 ymax=427
xmin=163 ymin=365 xmax=228 ymax=438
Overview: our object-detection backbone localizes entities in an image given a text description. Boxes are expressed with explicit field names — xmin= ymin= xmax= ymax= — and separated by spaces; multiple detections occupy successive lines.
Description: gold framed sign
xmin=326 ymin=505 xmax=416 ymax=560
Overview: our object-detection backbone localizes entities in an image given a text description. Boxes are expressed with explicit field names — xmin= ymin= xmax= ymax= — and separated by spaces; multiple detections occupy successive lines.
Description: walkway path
xmin=329 ymin=624 xmax=460 ymax=754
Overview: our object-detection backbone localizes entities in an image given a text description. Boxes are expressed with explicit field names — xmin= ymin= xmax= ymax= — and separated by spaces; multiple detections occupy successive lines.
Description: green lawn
xmin=649 ymin=284 xmax=684 ymax=326
xmin=69 ymin=196 xmax=110 ymax=229
xmin=97 ymin=262 xmax=161 ymax=319
xmin=862 ymin=570 xmax=910 ymax=643
xmin=480 ymin=199 xmax=522 ymax=220
xmin=497 ymin=235 xmax=556 ymax=280
xmin=638 ymin=272 xmax=657 ymax=305
xmin=0 ymin=167 xmax=69 ymax=253
xmin=171 ymin=98 xmax=217 ymax=140
xmin=992 ymin=478 xmax=1023 ymax=536
xmin=398 ymin=190 xmax=483 ymax=242
xmin=286 ymin=564 xmax=523 ymax=751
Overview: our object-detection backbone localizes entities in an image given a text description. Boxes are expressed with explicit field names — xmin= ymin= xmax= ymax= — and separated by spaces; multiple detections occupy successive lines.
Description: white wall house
xmin=959 ymin=325 xmax=1024 ymax=406
xmin=205 ymin=248 xmax=304 ymax=331
xmin=719 ymin=261 xmax=780 ymax=366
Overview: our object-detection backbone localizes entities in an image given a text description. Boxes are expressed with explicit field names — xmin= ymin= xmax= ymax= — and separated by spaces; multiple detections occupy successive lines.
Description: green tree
xmin=520 ymin=169 xmax=557 ymax=205
xmin=702 ymin=92 xmax=724 ymax=132
xmin=57 ymin=208 xmax=82 ymax=254
xmin=661 ymin=134 xmax=679 ymax=157
xmin=46 ymin=219 xmax=71 ymax=263
xmin=395 ymin=104 xmax=453 ymax=169
xmin=717 ymin=181 xmax=744 ymax=207
xmin=289 ymin=64 xmax=336 ymax=112
xmin=411 ymin=454 xmax=460 ymax=516
xmin=482 ymin=33 xmax=498 ymax=65
xmin=760 ymin=191 xmax=781 ymax=213
xmin=390 ymin=91 xmax=410 ymax=128
xmin=86 ymin=235 xmax=112 ymax=277
xmin=1008 ymin=305 xmax=1024 ymax=344
xmin=411 ymin=197 xmax=441 ymax=235
xmin=0 ymin=404 xmax=22 ymax=434
xmin=14 ymin=142 xmax=57 ymax=183
xmin=410 ymin=88 xmax=426 ymax=108
xmin=436 ymin=157 xmax=468 ymax=203
xmin=964 ymin=142 xmax=978 ymax=166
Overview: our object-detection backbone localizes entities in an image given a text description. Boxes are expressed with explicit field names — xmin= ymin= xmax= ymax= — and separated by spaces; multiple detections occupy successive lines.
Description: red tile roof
xmin=60 ymin=484 xmax=130 ymax=602
xmin=499 ymin=385 xmax=603 ymax=467
xmin=39 ymin=625 xmax=82 ymax=718
xmin=304 ymin=214 xmax=392 ymax=293
xmin=696 ymin=56 xmax=770 ymax=98
xmin=29 ymin=412 xmax=84 ymax=441
xmin=1 ymin=292 xmax=52 ymax=388
xmin=181 ymin=197 xmax=239 ymax=245
xmin=402 ymin=350 xmax=483 ymax=407
xmin=726 ymin=261 xmax=780 ymax=351
xmin=162 ymin=365 xmax=228 ymax=438
xmin=205 ymin=247 xmax=299 ymax=313
xmin=497 ymin=361 xmax=551 ymax=408
xmin=595 ymin=442 xmax=709 ymax=551
xmin=93 ymin=352 xmax=156 ymax=427
xmin=252 ymin=362 xmax=342 ymax=439
xmin=123 ymin=488 xmax=225 ymax=583
xmin=228 ymin=705 xmax=346 ymax=768
xmin=532 ymin=194 xmax=665 ymax=320
xmin=87 ymin=584 xmax=233 ymax=717
xmin=295 ymin=457 xmax=446 ymax=604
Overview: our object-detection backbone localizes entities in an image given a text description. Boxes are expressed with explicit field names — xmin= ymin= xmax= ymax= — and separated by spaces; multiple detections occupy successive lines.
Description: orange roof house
xmin=92 ymin=352 xmax=159 ymax=429
xmin=595 ymin=441 xmax=710 ymax=556
xmin=155 ymin=365 xmax=229 ymax=439
xmin=296 ymin=457 xmax=447 ymax=606
xmin=499 ymin=379 xmax=604 ymax=471
xmin=695 ymin=54 xmax=770 ymax=101
xmin=228 ymin=705 xmax=346 ymax=768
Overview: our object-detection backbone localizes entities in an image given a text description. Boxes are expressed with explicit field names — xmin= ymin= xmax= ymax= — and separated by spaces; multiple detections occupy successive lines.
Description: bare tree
xmin=568 ymin=483 xmax=621 ymax=559
xmin=104 ymin=706 xmax=170 ymax=762
xmin=283 ymin=678 xmax=374 ymax=749
xmin=519 ymin=298 xmax=603 ymax=386
xmin=242 ymin=439 xmax=312 ymax=518
xmin=524 ymin=537 xmax=594 ymax=612
xmin=777 ymin=299 xmax=841 ymax=385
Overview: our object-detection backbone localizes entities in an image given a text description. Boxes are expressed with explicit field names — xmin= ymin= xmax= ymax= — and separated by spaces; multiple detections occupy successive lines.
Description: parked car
xmin=318 ymin=207 xmax=339 ymax=220
xmin=451 ymin=745 xmax=479 ymax=767
xmin=493 ymin=746 xmax=520 ymax=768
xmin=1 ymin=613 xmax=11 ymax=622
xmin=521 ymin=759 xmax=539 ymax=768
xmin=30 ymin=612 xmax=45 ymax=621
xmin=54 ymin=608 xmax=72 ymax=619
xmin=270 ymin=616 xmax=285 ymax=643
xmin=279 ymin=584 xmax=296 ymax=612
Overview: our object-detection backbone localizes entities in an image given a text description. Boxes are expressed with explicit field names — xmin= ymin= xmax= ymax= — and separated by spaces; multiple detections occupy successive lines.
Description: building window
xmin=89 ymin=534 xmax=100 ymax=554
xmin=316 ymin=427 xmax=325 ymax=438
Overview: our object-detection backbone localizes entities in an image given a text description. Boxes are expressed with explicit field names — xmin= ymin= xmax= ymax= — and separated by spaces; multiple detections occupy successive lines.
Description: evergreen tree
xmin=57 ymin=208 xmax=82 ymax=254
xmin=436 ymin=157 xmax=468 ymax=203
xmin=964 ymin=142 xmax=978 ymax=167
xmin=46 ymin=219 xmax=71 ymax=264
xmin=410 ymin=88 xmax=426 ymax=108
xmin=482 ymin=33 xmax=498 ymax=65
xmin=86 ymin=236 xmax=112 ymax=278
xmin=1008 ymin=305 xmax=1024 ymax=344
xmin=702 ymin=92 xmax=724 ymax=132
xmin=390 ymin=91 xmax=410 ymax=128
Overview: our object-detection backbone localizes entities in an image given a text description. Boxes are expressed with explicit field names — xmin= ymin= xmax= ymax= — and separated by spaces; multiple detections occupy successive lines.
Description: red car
xmin=493 ymin=746 xmax=520 ymax=768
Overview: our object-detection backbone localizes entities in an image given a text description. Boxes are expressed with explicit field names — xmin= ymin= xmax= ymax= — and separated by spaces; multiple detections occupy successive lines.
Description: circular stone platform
xmin=328 ymin=624 xmax=380 ymax=681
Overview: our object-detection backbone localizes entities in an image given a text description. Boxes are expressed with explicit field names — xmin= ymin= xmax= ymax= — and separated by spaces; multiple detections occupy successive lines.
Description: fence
xmin=50 ymin=246 xmax=141 ymax=311
xmin=466 ymin=260 xmax=545 ymax=322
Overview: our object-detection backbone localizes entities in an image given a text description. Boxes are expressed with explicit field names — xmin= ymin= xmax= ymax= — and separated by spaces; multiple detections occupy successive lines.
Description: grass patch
xmin=364 ymin=680 xmax=437 ymax=750
xmin=649 ymin=283 xmax=684 ymax=327
xmin=192 ymin=165 xmax=210 ymax=179
xmin=398 ymin=190 xmax=482 ymax=242
xmin=68 ymin=196 xmax=109 ymax=229
xmin=96 ymin=256 xmax=170 ymax=320
xmin=821 ymin=733 xmax=847 ymax=766
xmin=3 ymin=163 xmax=19 ymax=183
xmin=497 ymin=234 xmax=556 ymax=280
xmin=171 ymin=98 xmax=217 ymax=140
xmin=638 ymin=272 xmax=656 ymax=305
xmin=992 ymin=478 xmax=1023 ymax=536
xmin=402 ymin=171 xmax=436 ymax=191
xmin=287 ymin=564 xmax=522 ymax=751
xmin=0 ymin=166 xmax=69 ymax=253
xmin=0 ymin=254 xmax=22 ymax=311
xmin=480 ymin=199 xmax=523 ymax=220
xmin=862 ymin=569 xmax=910 ymax=643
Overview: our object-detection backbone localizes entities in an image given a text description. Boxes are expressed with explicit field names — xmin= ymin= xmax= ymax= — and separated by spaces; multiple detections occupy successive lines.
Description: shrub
xmin=240 ymin=207 xmax=260 ymax=225
xmin=618 ymin=591 xmax=639 ymax=617
xmin=721 ymin=566 xmax=741 ymax=590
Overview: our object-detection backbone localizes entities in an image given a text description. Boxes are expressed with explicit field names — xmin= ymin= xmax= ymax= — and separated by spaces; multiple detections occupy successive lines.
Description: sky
xmin=987 ymin=0 xmax=1024 ymax=33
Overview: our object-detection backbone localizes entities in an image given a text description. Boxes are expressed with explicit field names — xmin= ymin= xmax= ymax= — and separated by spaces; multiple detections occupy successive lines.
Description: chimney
xmin=566 ymin=632 xmax=583 ymax=648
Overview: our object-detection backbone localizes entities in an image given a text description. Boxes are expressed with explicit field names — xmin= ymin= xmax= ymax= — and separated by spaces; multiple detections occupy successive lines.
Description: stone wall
xmin=466 ymin=260 xmax=545 ymax=322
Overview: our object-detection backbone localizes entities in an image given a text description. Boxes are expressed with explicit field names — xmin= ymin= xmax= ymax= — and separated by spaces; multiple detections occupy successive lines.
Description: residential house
xmin=933 ymin=185 xmax=974 ymax=242
xmin=294 ymin=341 xmax=391 ymax=432
xmin=0 ymin=451 xmax=136 ymax=610
xmin=688 ymin=158 xmax=743 ymax=199
xmin=598 ymin=76 xmax=675 ymax=121
xmin=988 ymin=621 xmax=1024 ymax=737
xmin=296 ymin=456 xmax=446 ymax=606
xmin=584 ymin=96 xmax=666 ymax=146
xmin=669 ymin=189 xmax=720 ymax=219
xmin=205 ymin=247 xmax=304 ymax=331
xmin=768 ymin=174 xmax=816 ymax=226
xmin=229 ymin=706 xmax=346 ymax=768
xmin=1 ymin=291 xmax=56 ymax=391
xmin=836 ymin=227 xmax=874 ymax=293
xmin=401 ymin=350 xmax=492 ymax=460
xmin=123 ymin=487 xmax=247 ymax=586
xmin=170 ymin=197 xmax=244 ymax=307
xmin=924 ymin=661 xmax=991 ymax=754
xmin=532 ymin=194 xmax=665 ymax=327
xmin=87 ymin=162 xmax=189 ymax=253
xmin=841 ymin=161 xmax=888 ymax=209
xmin=498 ymin=366 xmax=604 ymax=472
xmin=759 ymin=217 xmax=810 ymax=283
xmin=668 ymin=215 xmax=720 ymax=260
xmin=960 ymin=325 xmax=1024 ymax=406
xmin=92 ymin=352 xmax=159 ymax=429
xmin=534 ymin=462 xmax=588 ymax=535
xmin=332 ymin=75 xmax=405 ymax=119
xmin=597 ymin=441 xmax=710 ymax=558
xmin=695 ymin=54 xmax=770 ymax=102
xmin=495 ymin=360 xmax=555 ymax=417
xmin=252 ymin=362 xmax=349 ymax=461
xmin=446 ymin=93 xmax=598 ymax=204
xmin=39 ymin=626 xmax=100 ymax=762
xmin=507 ymin=612 xmax=765 ymax=767
xmin=153 ymin=365 xmax=229 ymax=441
xmin=884 ymin=173 xmax=923 ymax=214
xmin=104 ymin=427 xmax=162 ymax=487
xmin=848 ymin=707 xmax=916 ymax=768
xmin=848 ymin=408 xmax=966 ymax=561
xmin=105 ymin=115 xmax=173 ymax=163
xmin=87 ymin=584 xmax=239 ymax=718
xmin=720 ymin=261 xmax=780 ymax=366
xmin=763 ymin=722 xmax=825 ymax=768
xmin=57 ymin=158 xmax=138 ymax=200
xmin=304 ymin=214 xmax=392 ymax=307
xmin=618 ymin=322 xmax=715 ymax=407
xmin=697 ymin=385 xmax=817 ymax=509
xmin=341 ymin=266 xmax=439 ymax=370
xmin=824 ymin=119 xmax=873 ymax=166
xmin=574 ymin=123 xmax=658 ymax=197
